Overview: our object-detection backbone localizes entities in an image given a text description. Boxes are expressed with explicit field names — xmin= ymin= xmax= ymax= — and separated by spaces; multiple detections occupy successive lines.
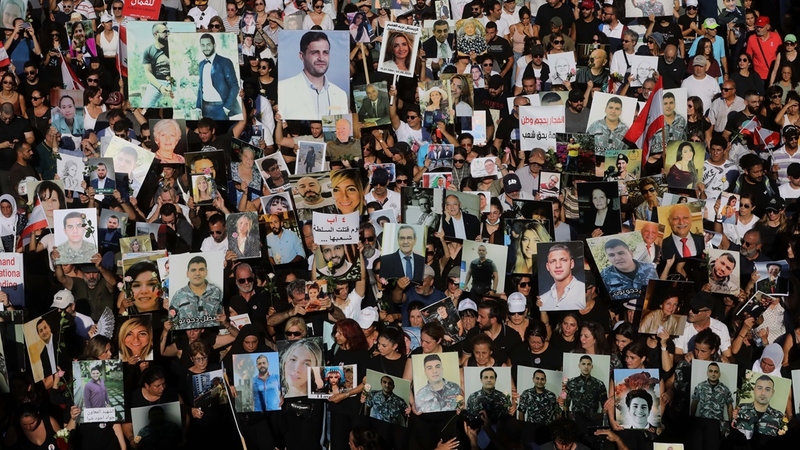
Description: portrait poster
xmin=192 ymin=368 xmax=228 ymax=409
xmin=628 ymin=55 xmax=659 ymax=87
xmin=27 ymin=180 xmax=65 ymax=217
xmin=506 ymin=94 xmax=539 ymax=114
xmin=120 ymin=235 xmax=153 ymax=255
xmin=586 ymin=232 xmax=658 ymax=302
xmin=226 ymin=212 xmax=261 ymax=259
xmin=364 ymin=369 xmax=411 ymax=426
xmin=125 ymin=21 xmax=196 ymax=108
xmin=470 ymin=110 xmax=487 ymax=145
xmin=377 ymin=22 xmax=421 ymax=78
xmin=312 ymin=211 xmax=360 ymax=245
xmin=314 ymin=242 xmax=361 ymax=282
xmin=56 ymin=153 xmax=86 ymax=193
xmin=555 ymin=133 xmax=596 ymax=175
xmin=655 ymin=202 xmax=705 ymax=239
xmin=463 ymin=366 xmax=512 ymax=418
xmin=460 ymin=240 xmax=507 ymax=293
xmin=706 ymin=248 xmax=741 ymax=296
xmin=469 ymin=157 xmax=501 ymax=179
xmin=422 ymin=173 xmax=452 ymax=189
xmin=149 ymin=118 xmax=188 ymax=160
xmin=664 ymin=141 xmax=705 ymax=190
xmin=401 ymin=187 xmax=443 ymax=229
xmin=185 ymin=150 xmax=228 ymax=192
xmin=166 ymin=32 xmax=243 ymax=120
xmin=662 ymin=193 xmax=698 ymax=205
xmin=134 ymin=222 xmax=162 ymax=239
xmin=577 ymin=181 xmax=622 ymax=236
xmin=278 ymin=337 xmax=325 ymax=397
xmin=366 ymin=163 xmax=396 ymax=184
xmin=233 ymin=353 xmax=282 ymax=411
xmin=562 ymin=353 xmax=610 ymax=415
xmin=308 ymin=364 xmax=356 ymax=399
xmin=0 ymin=0 xmax=26 ymax=30
xmin=0 ymin=253 xmax=24 ymax=307
xmin=543 ymin=51 xmax=576 ymax=86
xmin=53 ymin=208 xmax=98 ymax=265
xmin=411 ymin=352 xmax=462 ymax=413
xmin=510 ymin=200 xmax=556 ymax=235
xmin=260 ymin=191 xmax=295 ymax=216
xmin=654 ymin=445 xmax=684 ymax=450
xmin=634 ymin=220 xmax=665 ymax=264
xmin=613 ymin=369 xmax=661 ymax=430
xmin=23 ymin=309 xmax=61 ymax=382
xmin=256 ymin=154 xmax=292 ymax=194
xmin=295 ymin=141 xmax=327 ymax=175
xmin=369 ymin=209 xmax=397 ymax=236
xmin=601 ymin=149 xmax=642 ymax=187
xmin=464 ymin=191 xmax=491 ymax=213
xmin=380 ymin=223 xmax=426 ymax=282
xmin=624 ymin=0 xmax=672 ymax=18
xmin=102 ymin=137 xmax=155 ymax=197
xmin=72 ymin=360 xmax=125 ymax=423
xmin=792 ymin=370 xmax=800 ymax=414
xmin=87 ymin=158 xmax=116 ymax=196
xmin=123 ymin=0 xmax=162 ymax=19
xmin=638 ymin=279 xmax=692 ymax=336
xmin=115 ymin=314 xmax=154 ymax=363
xmin=167 ymin=251 xmax=225 ymax=330
xmin=716 ymin=192 xmax=740 ymax=224
xmin=753 ymin=260 xmax=790 ymax=296
xmin=131 ymin=402 xmax=182 ymax=445
xmin=736 ymin=370 xmax=790 ymax=439
xmin=347 ymin=11 xmax=373 ymax=43
xmin=585 ymin=92 xmax=637 ymax=157
xmin=278 ymin=30 xmax=351 ymax=120
xmin=191 ymin=174 xmax=218 ymax=205
xmin=434 ymin=0 xmax=450 ymax=19
xmin=157 ymin=256 xmax=170 ymax=302
xmin=418 ymin=80 xmax=453 ymax=126
xmin=689 ymin=359 xmax=738 ymax=421
xmin=536 ymin=241 xmax=586 ymax=311
xmin=354 ymin=81 xmax=392 ymax=127
xmin=516 ymin=367 xmax=562 ymax=422
xmin=518 ymin=105 xmax=564 ymax=152
xmin=50 ymin=88 xmax=84 ymax=140
xmin=420 ymin=298 xmax=463 ymax=343
xmin=441 ymin=74 xmax=474 ymax=119
xmin=539 ymin=171 xmax=561 ymax=199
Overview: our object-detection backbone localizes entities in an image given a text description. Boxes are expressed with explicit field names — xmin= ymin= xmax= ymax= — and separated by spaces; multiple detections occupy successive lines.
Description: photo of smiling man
xmin=537 ymin=242 xmax=586 ymax=311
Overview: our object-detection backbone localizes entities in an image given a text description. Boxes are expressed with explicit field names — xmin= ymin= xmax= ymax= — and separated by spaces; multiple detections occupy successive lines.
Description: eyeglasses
xmin=721 ymin=87 xmax=734 ymax=91
xmin=518 ymin=281 xmax=530 ymax=288
xmin=87 ymin=78 xmax=99 ymax=82
xmin=482 ymin=63 xmax=492 ymax=67
xmin=689 ymin=307 xmax=710 ymax=314
xmin=285 ymin=331 xmax=304 ymax=337
xmin=686 ymin=5 xmax=697 ymax=9
xmin=51 ymin=33 xmax=60 ymax=37
xmin=140 ymin=134 xmax=151 ymax=141
xmin=647 ymin=40 xmax=655 ymax=44
xmin=30 ymin=96 xmax=42 ymax=101
xmin=622 ymin=39 xmax=632 ymax=43
xmin=237 ymin=277 xmax=255 ymax=284
xmin=209 ymin=23 xmax=222 ymax=29
xmin=553 ymin=40 xmax=564 ymax=44
xmin=453 ymin=158 xmax=465 ymax=164
xmin=24 ymin=70 xmax=35 ymax=75
xmin=786 ymin=42 xmax=797 ymax=46
xmin=361 ymin=235 xmax=376 ymax=242
xmin=740 ymin=204 xmax=752 ymax=209
xmin=210 ymin=229 xmax=224 ymax=235
xmin=396 ymin=179 xmax=408 ymax=184
xmin=255 ymin=2 xmax=265 ymax=4
xmin=314 ymin=4 xmax=323 ymax=7
xmin=510 ymin=311 xmax=525 ymax=316
xmin=592 ymin=38 xmax=601 ymax=43
xmin=644 ymin=187 xmax=656 ymax=193
xmin=113 ymin=6 xmax=122 ymax=9
xmin=771 ymin=94 xmax=782 ymax=99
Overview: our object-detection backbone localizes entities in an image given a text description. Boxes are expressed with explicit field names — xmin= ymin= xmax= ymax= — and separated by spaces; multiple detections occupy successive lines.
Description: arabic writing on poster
xmin=312 ymin=212 xmax=360 ymax=245
xmin=518 ymin=105 xmax=565 ymax=151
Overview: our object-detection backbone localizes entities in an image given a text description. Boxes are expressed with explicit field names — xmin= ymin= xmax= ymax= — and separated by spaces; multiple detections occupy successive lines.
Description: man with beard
xmin=83 ymin=365 xmax=111 ymax=409
xmin=600 ymin=239 xmax=657 ymax=302
xmin=723 ymin=90 xmax=767 ymax=144
xmin=661 ymin=204 xmax=705 ymax=261
xmin=494 ymin=95 xmax=528 ymax=150
xmin=465 ymin=245 xmax=498 ymax=293
xmin=316 ymin=244 xmax=353 ymax=278
xmin=731 ymin=154 xmax=778 ymax=218
xmin=141 ymin=23 xmax=172 ymax=108
xmin=734 ymin=375 xmax=785 ymax=441
xmin=200 ymin=214 xmax=228 ymax=252
xmin=54 ymin=253 xmax=116 ymax=322
xmin=364 ymin=376 xmax=408 ymax=426
xmin=228 ymin=263 xmax=272 ymax=336
xmin=294 ymin=176 xmax=337 ymax=221
xmin=649 ymin=92 xmax=687 ymax=154
xmin=265 ymin=214 xmax=305 ymax=266
xmin=90 ymin=163 xmax=116 ymax=193
xmin=278 ymin=31 xmax=348 ymax=120
xmin=99 ymin=214 xmax=123 ymax=252
xmin=365 ymin=168 xmax=400 ymax=211
xmin=196 ymin=34 xmax=241 ymax=120
xmin=691 ymin=362 xmax=734 ymax=422
xmin=657 ymin=44 xmax=687 ymax=89
xmin=171 ymin=256 xmax=223 ymax=329
xmin=382 ymin=225 xmax=425 ymax=282
xmin=706 ymin=252 xmax=740 ymax=295
xmin=466 ymin=368 xmax=511 ymax=424
xmin=587 ymin=96 xmax=627 ymax=158
xmin=565 ymin=90 xmax=589 ymax=133
xmin=518 ymin=369 xmax=559 ymax=424
xmin=252 ymin=354 xmax=280 ymax=412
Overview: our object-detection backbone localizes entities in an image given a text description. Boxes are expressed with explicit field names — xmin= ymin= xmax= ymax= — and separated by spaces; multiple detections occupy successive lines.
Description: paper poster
xmin=312 ymin=212 xmax=360 ymax=245
xmin=519 ymin=105 xmax=565 ymax=151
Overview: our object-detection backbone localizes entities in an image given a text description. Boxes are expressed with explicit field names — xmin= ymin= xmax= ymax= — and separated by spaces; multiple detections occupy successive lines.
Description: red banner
xmin=122 ymin=0 xmax=162 ymax=20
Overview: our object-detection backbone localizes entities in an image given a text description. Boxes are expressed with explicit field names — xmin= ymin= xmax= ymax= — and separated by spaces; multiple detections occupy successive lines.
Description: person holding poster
xmin=170 ymin=255 xmax=223 ymax=329
xmin=252 ymin=354 xmax=281 ymax=412
xmin=414 ymin=354 xmax=462 ymax=413
xmin=735 ymin=375 xmax=785 ymax=440
xmin=55 ymin=211 xmax=98 ymax=264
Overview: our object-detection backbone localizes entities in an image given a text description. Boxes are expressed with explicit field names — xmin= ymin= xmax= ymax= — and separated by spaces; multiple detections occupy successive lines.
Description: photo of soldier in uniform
xmin=168 ymin=251 xmax=225 ymax=330
xmin=562 ymin=353 xmax=610 ymax=417
xmin=734 ymin=371 xmax=790 ymax=440
xmin=53 ymin=208 xmax=99 ymax=265
xmin=420 ymin=298 xmax=463 ymax=343
xmin=516 ymin=367 xmax=561 ymax=425
xmin=362 ymin=369 xmax=411 ymax=426
xmin=689 ymin=359 xmax=737 ymax=421
xmin=586 ymin=233 xmax=658 ymax=302
xmin=463 ymin=366 xmax=512 ymax=424
xmin=411 ymin=352 xmax=462 ymax=413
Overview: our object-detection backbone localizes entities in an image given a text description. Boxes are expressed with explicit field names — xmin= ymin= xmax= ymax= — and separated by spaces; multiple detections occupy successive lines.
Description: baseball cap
xmin=685 ymin=0 xmax=697 ymax=6
xmin=786 ymin=34 xmax=798 ymax=43
xmin=507 ymin=292 xmax=527 ymax=313
xmin=580 ymin=0 xmax=594 ymax=8
xmin=488 ymin=74 xmax=505 ymax=90
xmin=530 ymin=44 xmax=545 ymax=57
xmin=755 ymin=16 xmax=769 ymax=27
xmin=569 ymin=89 xmax=584 ymax=103
xmin=703 ymin=18 xmax=719 ymax=29
xmin=503 ymin=173 xmax=522 ymax=193
xmin=689 ymin=293 xmax=714 ymax=312
xmin=458 ymin=299 xmax=478 ymax=312
xmin=357 ymin=307 xmax=379 ymax=329
xmin=423 ymin=264 xmax=435 ymax=279
xmin=105 ymin=91 xmax=124 ymax=106
xmin=693 ymin=55 xmax=707 ymax=66
xmin=765 ymin=197 xmax=785 ymax=211
xmin=788 ymin=162 xmax=800 ymax=179
xmin=784 ymin=124 xmax=799 ymax=139
xmin=195 ymin=0 xmax=208 ymax=4
xmin=101 ymin=12 xmax=113 ymax=22
xmin=550 ymin=16 xmax=562 ymax=27
xmin=52 ymin=289 xmax=75 ymax=309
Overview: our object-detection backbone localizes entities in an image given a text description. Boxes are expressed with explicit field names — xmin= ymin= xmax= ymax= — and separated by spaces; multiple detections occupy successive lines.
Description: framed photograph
xmin=354 ymin=81 xmax=391 ymax=127
xmin=313 ymin=243 xmax=361 ymax=281
xmin=440 ymin=74 xmax=474 ymax=119
xmin=56 ymin=153 xmax=86 ymax=193
xmin=562 ymin=353 xmax=610 ymax=415
xmin=120 ymin=235 xmax=153 ymax=255
xmin=53 ymin=208 xmax=98 ymax=265
xmin=613 ymin=369 xmax=661 ymax=430
xmin=586 ymin=232 xmax=658 ymax=302
xmin=377 ymin=23 xmax=421 ymax=78
xmin=226 ymin=212 xmax=261 ymax=259
xmin=363 ymin=369 xmax=411 ymax=426
xmin=706 ymin=249 xmax=741 ymax=296
xmin=115 ymin=314 xmax=154 ymax=363
xmin=544 ymin=51 xmax=576 ymax=86
xmin=308 ymin=364 xmax=356 ymax=399
xmin=653 ymin=445 xmax=684 ymax=450
xmin=554 ymin=132 xmax=596 ymax=174
xmin=602 ymin=149 xmax=643 ymax=186
xmin=191 ymin=174 xmax=218 ymax=205
xmin=463 ymin=366 xmax=513 ymax=420
xmin=504 ymin=219 xmax=552 ymax=275
xmin=72 ymin=360 xmax=125 ymax=423
xmin=420 ymin=298 xmax=462 ymax=343
xmin=347 ymin=11 xmax=372 ymax=42
xmin=538 ymin=172 xmax=561 ymax=199
xmin=577 ymin=181 xmax=622 ymax=236
xmin=689 ymin=359 xmax=737 ymax=421
xmin=655 ymin=202 xmax=705 ymax=260
xmin=512 ymin=200 xmax=556 ymax=235
xmin=516 ymin=367 xmax=561 ymax=424
xmin=754 ymin=260 xmax=790 ymax=296
xmin=716 ymin=192 xmax=740 ymax=224
xmin=536 ymin=241 xmax=585 ymax=311
xmin=260 ymin=192 xmax=294 ymax=216
xmin=411 ymin=352 xmax=462 ymax=413
xmin=150 ymin=118 xmax=188 ymax=163
xmin=295 ymin=141 xmax=327 ymax=175
xmin=23 ymin=309 xmax=62 ymax=382
xmin=420 ymin=144 xmax=455 ymax=170
xmin=736 ymin=291 xmax=777 ymax=320
xmin=460 ymin=240 xmax=507 ymax=294
xmin=664 ymin=141 xmax=705 ymax=190
xmin=185 ymin=150 xmax=228 ymax=195
xmin=422 ymin=172 xmax=452 ymax=189
xmin=278 ymin=337 xmax=324 ymax=397
xmin=401 ymin=187 xmax=442 ymax=228
xmin=131 ymin=402 xmax=182 ymax=446
xmin=638 ymin=279 xmax=692 ymax=336
xmin=441 ymin=190 xmax=481 ymax=240
xmin=168 ymin=251 xmax=225 ymax=330
xmin=628 ymin=55 xmax=659 ymax=87
xmin=290 ymin=173 xmax=337 ymax=221
xmin=735 ymin=371 xmax=789 ymax=439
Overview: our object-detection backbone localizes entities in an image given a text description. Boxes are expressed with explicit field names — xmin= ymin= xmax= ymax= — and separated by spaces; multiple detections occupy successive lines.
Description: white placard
xmin=312 ymin=212 xmax=360 ymax=245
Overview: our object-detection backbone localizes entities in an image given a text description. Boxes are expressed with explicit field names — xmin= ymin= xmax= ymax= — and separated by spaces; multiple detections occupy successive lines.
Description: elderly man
xmin=422 ymin=20 xmax=454 ymax=78
xmin=516 ymin=148 xmax=546 ymax=196
xmin=228 ymin=263 xmax=272 ymax=334
xmin=442 ymin=194 xmax=480 ymax=240
xmin=662 ymin=204 xmax=704 ymax=261
xmin=600 ymin=239 xmax=657 ymax=302
xmin=756 ymin=263 xmax=789 ymax=295
xmin=170 ymin=256 xmax=223 ymax=329
xmin=708 ymin=80 xmax=745 ymax=134
xmin=634 ymin=221 xmax=662 ymax=264
xmin=681 ymin=56 xmax=720 ymax=114
xmin=326 ymin=118 xmax=360 ymax=161
xmin=381 ymin=225 xmax=425 ymax=281
xmin=358 ymin=84 xmax=390 ymax=123
xmin=294 ymin=176 xmax=337 ymax=220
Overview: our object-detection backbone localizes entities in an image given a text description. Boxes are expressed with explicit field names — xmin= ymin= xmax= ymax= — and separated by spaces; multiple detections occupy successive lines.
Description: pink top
xmin=512 ymin=23 xmax=532 ymax=54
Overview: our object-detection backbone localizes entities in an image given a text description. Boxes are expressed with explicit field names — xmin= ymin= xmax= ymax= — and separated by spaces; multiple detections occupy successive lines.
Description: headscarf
xmin=0 ymin=194 xmax=17 ymax=236
xmin=223 ymin=324 xmax=271 ymax=376
xmin=752 ymin=342 xmax=784 ymax=376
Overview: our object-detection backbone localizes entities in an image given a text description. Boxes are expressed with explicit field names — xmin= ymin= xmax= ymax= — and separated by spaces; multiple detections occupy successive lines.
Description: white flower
xmin=124 ymin=276 xmax=133 ymax=282
xmin=117 ymin=282 xmax=124 ymax=290
xmin=268 ymin=273 xmax=275 ymax=280
xmin=364 ymin=383 xmax=371 ymax=392
xmin=121 ymin=311 xmax=129 ymax=316
xmin=376 ymin=291 xmax=383 ymax=299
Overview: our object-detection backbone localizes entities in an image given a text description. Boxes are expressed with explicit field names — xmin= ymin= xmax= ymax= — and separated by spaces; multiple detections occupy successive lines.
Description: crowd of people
xmin=0 ymin=1 xmax=800 ymax=450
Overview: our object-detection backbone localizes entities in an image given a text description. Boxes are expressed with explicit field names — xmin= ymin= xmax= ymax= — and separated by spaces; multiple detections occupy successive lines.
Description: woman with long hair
xmin=685 ymin=96 xmax=712 ymax=147
xmin=28 ymin=89 xmax=51 ymax=140
xmin=382 ymin=32 xmax=413 ymax=73
xmin=755 ymin=201 xmax=790 ymax=260
xmin=83 ymin=86 xmax=105 ymax=132
xmin=769 ymin=34 xmax=800 ymax=86
xmin=688 ymin=37 xmax=722 ymax=82
xmin=770 ymin=64 xmax=800 ymax=105
xmin=514 ymin=221 xmax=552 ymax=273
xmin=480 ymin=197 xmax=504 ymax=244
xmin=122 ymin=366 xmax=185 ymax=446
xmin=422 ymin=86 xmax=449 ymax=127
xmin=450 ymin=74 xmax=473 ymax=117
xmin=549 ymin=312 xmax=581 ymax=354
xmin=576 ymin=321 xmax=609 ymax=355
xmin=731 ymin=52 xmax=765 ymax=96
xmin=349 ymin=11 xmax=370 ymax=43
xmin=775 ymin=89 xmax=800 ymax=129
xmin=666 ymin=142 xmax=698 ymax=189
xmin=328 ymin=319 xmax=369 ymax=450
xmin=180 ymin=340 xmax=233 ymax=448
xmin=510 ymin=7 xmax=534 ymax=68
xmin=304 ymin=0 xmax=334 ymax=29
xmin=281 ymin=337 xmax=324 ymax=398
xmin=60 ymin=159 xmax=82 ymax=191
xmin=8 ymin=403 xmax=78 ymax=450
xmin=207 ymin=15 xmax=226 ymax=32
xmin=118 ymin=315 xmax=153 ymax=365
xmin=0 ymin=73 xmax=24 ymax=118
xmin=193 ymin=176 xmax=215 ymax=202
xmin=331 ymin=169 xmax=365 ymax=215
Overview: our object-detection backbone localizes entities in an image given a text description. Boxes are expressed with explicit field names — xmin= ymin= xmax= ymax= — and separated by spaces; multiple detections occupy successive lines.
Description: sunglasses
xmin=771 ymin=94 xmax=782 ymax=99
xmin=407 ymin=115 xmax=419 ymax=120
xmin=786 ymin=42 xmax=797 ymax=46
xmin=314 ymin=4 xmax=323 ymax=7
xmin=1 ymin=81 xmax=13 ymax=85
xmin=209 ymin=23 xmax=222 ymax=29
xmin=259 ymin=65 xmax=269 ymax=69
xmin=237 ymin=277 xmax=255 ymax=284
xmin=87 ymin=78 xmax=99 ymax=82
xmin=644 ymin=187 xmax=657 ymax=193
xmin=285 ymin=331 xmax=304 ymax=337
xmin=24 ymin=70 xmax=35 ymax=75
xmin=396 ymin=179 xmax=408 ymax=184
xmin=686 ymin=5 xmax=697 ymax=10
xmin=592 ymin=38 xmax=601 ymax=43
xmin=518 ymin=281 xmax=530 ymax=288
xmin=448 ymin=279 xmax=458 ymax=284
xmin=553 ymin=40 xmax=564 ymax=44
xmin=482 ymin=63 xmax=493 ymax=67
xmin=113 ymin=5 xmax=122 ymax=9
xmin=510 ymin=311 xmax=525 ymax=316
xmin=361 ymin=235 xmax=376 ymax=242
xmin=739 ymin=58 xmax=750 ymax=62
xmin=30 ymin=96 xmax=42 ymax=101
xmin=51 ymin=33 xmax=60 ymax=37
xmin=689 ymin=307 xmax=710 ymax=314
xmin=721 ymin=87 xmax=734 ymax=91
xmin=453 ymin=158 xmax=465 ymax=164
xmin=740 ymin=204 xmax=752 ymax=208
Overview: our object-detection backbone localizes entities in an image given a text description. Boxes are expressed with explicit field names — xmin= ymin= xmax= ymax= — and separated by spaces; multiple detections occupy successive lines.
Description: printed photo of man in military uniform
xmin=363 ymin=375 xmax=409 ymax=426
xmin=169 ymin=254 xmax=224 ymax=329
xmin=413 ymin=353 xmax=462 ymax=413
xmin=565 ymin=355 xmax=608 ymax=416
xmin=735 ymin=374 xmax=786 ymax=441
xmin=691 ymin=362 xmax=734 ymax=420
xmin=465 ymin=367 xmax=512 ymax=424
xmin=54 ymin=210 xmax=98 ymax=265
xmin=517 ymin=369 xmax=559 ymax=424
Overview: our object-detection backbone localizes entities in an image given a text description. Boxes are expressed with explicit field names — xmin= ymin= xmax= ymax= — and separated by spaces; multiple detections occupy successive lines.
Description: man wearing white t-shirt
xmin=779 ymin=163 xmax=800 ymax=199
xmin=501 ymin=0 xmax=520 ymax=26
xmin=389 ymin=85 xmax=426 ymax=147
xmin=481 ymin=1 xmax=510 ymax=38
xmin=674 ymin=293 xmax=732 ymax=360
xmin=681 ymin=56 xmax=720 ymax=114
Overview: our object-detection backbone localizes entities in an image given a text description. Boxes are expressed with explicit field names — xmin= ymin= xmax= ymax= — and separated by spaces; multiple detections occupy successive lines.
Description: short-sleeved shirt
xmin=566 ymin=375 xmax=607 ymax=415
xmin=691 ymin=379 xmax=733 ymax=420
xmin=517 ymin=387 xmax=558 ymax=424
xmin=142 ymin=44 xmax=170 ymax=80
xmin=673 ymin=318 xmax=732 ymax=354
xmin=253 ymin=372 xmax=281 ymax=412
xmin=265 ymin=229 xmax=305 ymax=264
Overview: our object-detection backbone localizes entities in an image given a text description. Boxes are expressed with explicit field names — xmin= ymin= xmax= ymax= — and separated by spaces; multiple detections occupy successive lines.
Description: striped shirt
xmin=771 ymin=145 xmax=800 ymax=185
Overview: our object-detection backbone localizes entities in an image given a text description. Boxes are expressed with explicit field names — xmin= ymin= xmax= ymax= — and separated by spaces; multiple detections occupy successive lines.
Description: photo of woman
xmin=280 ymin=338 xmax=324 ymax=398
xmin=665 ymin=141 xmax=701 ymax=189
xmin=331 ymin=169 xmax=364 ymax=215
xmin=718 ymin=194 xmax=738 ymax=224
xmin=227 ymin=212 xmax=261 ymax=259
xmin=348 ymin=11 xmax=371 ymax=43
xmin=36 ymin=181 xmax=66 ymax=227
xmin=67 ymin=21 xmax=97 ymax=61
xmin=471 ymin=64 xmax=485 ymax=89
xmin=421 ymin=85 xmax=450 ymax=127
xmin=578 ymin=182 xmax=621 ymax=237
xmin=512 ymin=221 xmax=552 ymax=274
xmin=447 ymin=74 xmax=473 ymax=117
xmin=153 ymin=119 xmax=185 ymax=163
xmin=381 ymin=31 xmax=413 ymax=74
xmin=123 ymin=260 xmax=164 ymax=314
xmin=192 ymin=175 xmax=217 ymax=204
xmin=117 ymin=315 xmax=154 ymax=364
xmin=60 ymin=159 xmax=82 ymax=192
xmin=456 ymin=18 xmax=487 ymax=57
xmin=638 ymin=285 xmax=688 ymax=336
xmin=52 ymin=94 xmax=84 ymax=136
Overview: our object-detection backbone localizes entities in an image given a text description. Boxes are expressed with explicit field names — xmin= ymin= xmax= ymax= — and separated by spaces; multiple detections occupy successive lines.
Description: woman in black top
xmin=327 ymin=319 xmax=370 ymax=450
xmin=509 ymin=321 xmax=562 ymax=382
xmin=123 ymin=367 xmax=185 ymax=447
xmin=8 ymin=403 xmax=77 ymax=450
xmin=365 ymin=327 xmax=409 ymax=450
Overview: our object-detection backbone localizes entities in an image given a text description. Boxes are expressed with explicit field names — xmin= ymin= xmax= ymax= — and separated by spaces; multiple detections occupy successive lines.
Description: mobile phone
xmin=22 ymin=23 xmax=30 ymax=29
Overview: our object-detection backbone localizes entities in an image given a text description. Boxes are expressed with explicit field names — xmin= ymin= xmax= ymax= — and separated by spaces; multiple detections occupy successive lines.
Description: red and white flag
xmin=741 ymin=117 xmax=781 ymax=150
xmin=60 ymin=58 xmax=85 ymax=90
xmin=117 ymin=24 xmax=128 ymax=78
xmin=18 ymin=197 xmax=48 ymax=249
xmin=624 ymin=77 xmax=664 ymax=162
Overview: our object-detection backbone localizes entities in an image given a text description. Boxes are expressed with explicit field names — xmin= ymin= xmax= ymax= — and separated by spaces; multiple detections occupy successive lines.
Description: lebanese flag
xmin=60 ymin=58 xmax=85 ymax=90
xmin=740 ymin=117 xmax=781 ymax=150
xmin=18 ymin=198 xmax=48 ymax=249
xmin=117 ymin=25 xmax=128 ymax=78
xmin=624 ymin=77 xmax=664 ymax=162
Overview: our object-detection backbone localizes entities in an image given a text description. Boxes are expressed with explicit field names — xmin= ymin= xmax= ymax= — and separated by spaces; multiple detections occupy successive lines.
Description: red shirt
xmin=746 ymin=31 xmax=783 ymax=79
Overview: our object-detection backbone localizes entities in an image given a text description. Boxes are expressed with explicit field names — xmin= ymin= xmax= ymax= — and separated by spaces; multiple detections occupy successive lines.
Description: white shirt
xmin=187 ymin=6 xmax=219 ymax=29
xmin=43 ymin=338 xmax=56 ymax=374
xmin=708 ymin=96 xmax=745 ymax=132
xmin=480 ymin=16 xmax=510 ymax=38
xmin=539 ymin=276 xmax=585 ymax=311
xmin=779 ymin=182 xmax=800 ymax=199
xmin=671 ymin=233 xmax=697 ymax=256
xmin=451 ymin=215 xmax=466 ymax=239
xmin=365 ymin=190 xmax=402 ymax=212
xmin=97 ymin=30 xmax=119 ymax=57
xmin=201 ymin=236 xmax=229 ymax=252
xmin=722 ymin=214 xmax=758 ymax=245
xmin=501 ymin=6 xmax=520 ymax=26
xmin=674 ymin=318 xmax=731 ymax=353
xmin=201 ymin=53 xmax=223 ymax=102
xmin=610 ymin=49 xmax=635 ymax=78
xmin=682 ymin=75 xmax=721 ymax=115
xmin=394 ymin=121 xmax=425 ymax=146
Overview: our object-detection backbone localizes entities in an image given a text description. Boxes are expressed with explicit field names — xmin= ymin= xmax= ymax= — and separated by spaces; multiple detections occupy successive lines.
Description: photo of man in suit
xmin=381 ymin=225 xmax=425 ymax=282
xmin=661 ymin=204 xmax=704 ymax=261
xmin=196 ymin=34 xmax=242 ymax=120
xmin=422 ymin=20 xmax=454 ymax=78
xmin=756 ymin=263 xmax=789 ymax=295
xmin=90 ymin=162 xmax=115 ymax=193
xmin=279 ymin=31 xmax=348 ymax=120
xmin=37 ymin=317 xmax=56 ymax=378
xmin=442 ymin=194 xmax=480 ymax=240
xmin=357 ymin=84 xmax=390 ymax=124
xmin=100 ymin=214 xmax=123 ymax=251
xmin=634 ymin=221 xmax=662 ymax=264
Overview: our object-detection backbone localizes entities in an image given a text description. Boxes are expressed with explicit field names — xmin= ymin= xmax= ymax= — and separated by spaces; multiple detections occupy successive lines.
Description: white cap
xmin=51 ymin=289 xmax=75 ymax=309
xmin=457 ymin=299 xmax=478 ymax=312
xmin=685 ymin=0 xmax=698 ymax=6
xmin=100 ymin=12 xmax=113 ymax=22
xmin=357 ymin=307 xmax=379 ymax=329
xmin=507 ymin=292 xmax=527 ymax=313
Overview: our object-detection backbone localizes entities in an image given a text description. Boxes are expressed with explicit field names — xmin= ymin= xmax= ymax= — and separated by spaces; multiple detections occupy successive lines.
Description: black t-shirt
xmin=228 ymin=289 xmax=272 ymax=335
xmin=677 ymin=14 xmax=701 ymax=44
xmin=508 ymin=344 xmax=563 ymax=382
xmin=462 ymin=325 xmax=522 ymax=364
xmin=575 ymin=18 xmax=602 ymax=46
xmin=367 ymin=354 xmax=408 ymax=378
xmin=0 ymin=117 xmax=32 ymax=170
xmin=495 ymin=114 xmax=520 ymax=147
xmin=658 ymin=57 xmax=687 ymax=90
xmin=651 ymin=21 xmax=683 ymax=47
xmin=535 ymin=2 xmax=575 ymax=32
xmin=326 ymin=347 xmax=371 ymax=414
xmin=486 ymin=37 xmax=513 ymax=73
